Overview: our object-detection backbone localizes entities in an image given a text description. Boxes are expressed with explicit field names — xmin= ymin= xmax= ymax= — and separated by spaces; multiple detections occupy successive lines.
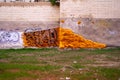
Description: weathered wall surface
xmin=0 ymin=2 xmax=59 ymax=49
xmin=60 ymin=0 xmax=120 ymax=18
xmin=0 ymin=0 xmax=120 ymax=49
xmin=0 ymin=3 xmax=59 ymax=21
xmin=60 ymin=0 xmax=120 ymax=46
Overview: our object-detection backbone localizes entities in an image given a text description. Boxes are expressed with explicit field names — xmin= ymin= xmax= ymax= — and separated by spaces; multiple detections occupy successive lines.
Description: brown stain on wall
xmin=23 ymin=28 xmax=59 ymax=47
xmin=97 ymin=20 xmax=110 ymax=27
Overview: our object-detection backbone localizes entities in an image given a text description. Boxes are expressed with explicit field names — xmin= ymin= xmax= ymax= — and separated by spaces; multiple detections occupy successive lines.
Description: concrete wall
xmin=0 ymin=3 xmax=59 ymax=21
xmin=0 ymin=2 xmax=59 ymax=49
xmin=0 ymin=0 xmax=49 ymax=2
xmin=60 ymin=0 xmax=120 ymax=18
xmin=60 ymin=0 xmax=120 ymax=46
xmin=0 ymin=0 xmax=120 ymax=49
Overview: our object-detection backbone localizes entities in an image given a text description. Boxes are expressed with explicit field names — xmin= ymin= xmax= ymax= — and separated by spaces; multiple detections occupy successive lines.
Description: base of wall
xmin=60 ymin=18 xmax=120 ymax=46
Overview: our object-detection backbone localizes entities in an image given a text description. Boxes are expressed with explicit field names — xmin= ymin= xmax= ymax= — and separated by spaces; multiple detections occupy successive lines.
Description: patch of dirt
xmin=20 ymin=54 xmax=34 ymax=56
xmin=0 ymin=59 xmax=9 ymax=63
xmin=27 ymin=70 xmax=42 ymax=76
xmin=27 ymin=70 xmax=60 ymax=80
xmin=16 ymin=77 xmax=35 ymax=80
xmin=7 ymin=69 xmax=20 ymax=73
xmin=40 ymin=76 xmax=59 ymax=80
xmin=86 ymin=61 xmax=120 ymax=67
xmin=85 ymin=54 xmax=120 ymax=67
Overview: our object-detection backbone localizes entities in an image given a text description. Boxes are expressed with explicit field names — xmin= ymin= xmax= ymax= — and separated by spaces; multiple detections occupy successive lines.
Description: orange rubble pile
xmin=59 ymin=27 xmax=106 ymax=48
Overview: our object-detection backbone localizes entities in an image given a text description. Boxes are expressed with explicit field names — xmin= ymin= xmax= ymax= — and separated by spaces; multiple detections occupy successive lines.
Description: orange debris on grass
xmin=58 ymin=27 xmax=106 ymax=48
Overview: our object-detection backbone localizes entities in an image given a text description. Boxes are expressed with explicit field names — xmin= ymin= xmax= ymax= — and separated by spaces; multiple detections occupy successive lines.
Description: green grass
xmin=0 ymin=48 xmax=120 ymax=80
xmin=88 ymin=47 xmax=120 ymax=54
xmin=0 ymin=48 xmax=56 ymax=54
xmin=71 ymin=72 xmax=93 ymax=80
xmin=0 ymin=71 xmax=31 ymax=80
xmin=98 ymin=67 xmax=120 ymax=80
xmin=72 ymin=63 xmax=84 ymax=69
xmin=0 ymin=63 xmax=60 ymax=71
xmin=10 ymin=56 xmax=39 ymax=64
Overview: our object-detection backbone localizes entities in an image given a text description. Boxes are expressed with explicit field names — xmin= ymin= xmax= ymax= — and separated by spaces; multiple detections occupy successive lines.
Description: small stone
xmin=61 ymin=67 xmax=66 ymax=71
xmin=70 ymin=70 xmax=73 ymax=73
xmin=66 ymin=77 xmax=70 ymax=80
xmin=73 ymin=61 xmax=77 ymax=63
xmin=60 ymin=77 xmax=64 ymax=80
xmin=94 ymin=73 xmax=97 ymax=76
xmin=79 ymin=68 xmax=83 ymax=71
xmin=80 ymin=72 xmax=83 ymax=74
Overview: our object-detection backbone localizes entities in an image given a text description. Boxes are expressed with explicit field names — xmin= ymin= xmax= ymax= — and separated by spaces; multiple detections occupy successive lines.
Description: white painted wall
xmin=0 ymin=5 xmax=59 ymax=21
xmin=0 ymin=0 xmax=4 ymax=2
xmin=60 ymin=0 xmax=120 ymax=18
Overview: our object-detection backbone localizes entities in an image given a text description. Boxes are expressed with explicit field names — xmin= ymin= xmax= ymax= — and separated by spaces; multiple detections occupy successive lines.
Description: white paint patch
xmin=0 ymin=32 xmax=24 ymax=49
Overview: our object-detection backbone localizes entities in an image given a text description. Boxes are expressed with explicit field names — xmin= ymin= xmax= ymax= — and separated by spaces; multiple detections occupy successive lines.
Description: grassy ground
xmin=0 ymin=48 xmax=120 ymax=80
